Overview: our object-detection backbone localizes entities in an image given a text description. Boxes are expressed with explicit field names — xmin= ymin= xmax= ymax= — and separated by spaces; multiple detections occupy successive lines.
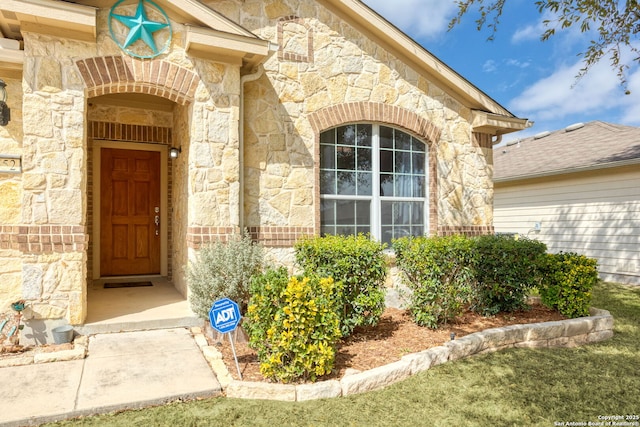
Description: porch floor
xmin=76 ymin=278 xmax=203 ymax=335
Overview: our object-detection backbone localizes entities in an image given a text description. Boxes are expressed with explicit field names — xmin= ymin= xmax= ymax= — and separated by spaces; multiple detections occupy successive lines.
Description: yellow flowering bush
xmin=245 ymin=267 xmax=343 ymax=383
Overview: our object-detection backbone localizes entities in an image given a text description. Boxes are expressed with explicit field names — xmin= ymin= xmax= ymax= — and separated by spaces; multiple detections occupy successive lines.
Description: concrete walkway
xmin=0 ymin=328 xmax=222 ymax=427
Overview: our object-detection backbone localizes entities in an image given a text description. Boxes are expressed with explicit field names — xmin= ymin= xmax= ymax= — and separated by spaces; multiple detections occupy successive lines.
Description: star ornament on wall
xmin=109 ymin=0 xmax=172 ymax=59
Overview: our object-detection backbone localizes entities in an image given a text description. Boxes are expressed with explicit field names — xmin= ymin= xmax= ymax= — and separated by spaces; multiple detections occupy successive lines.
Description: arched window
xmin=320 ymin=124 xmax=428 ymax=245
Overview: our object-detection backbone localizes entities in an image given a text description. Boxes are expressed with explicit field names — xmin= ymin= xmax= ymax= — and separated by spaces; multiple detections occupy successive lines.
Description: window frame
xmin=319 ymin=123 xmax=430 ymax=244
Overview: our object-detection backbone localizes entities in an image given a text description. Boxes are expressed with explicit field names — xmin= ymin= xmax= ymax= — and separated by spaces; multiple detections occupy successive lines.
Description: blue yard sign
xmin=208 ymin=297 xmax=243 ymax=379
xmin=209 ymin=298 xmax=241 ymax=334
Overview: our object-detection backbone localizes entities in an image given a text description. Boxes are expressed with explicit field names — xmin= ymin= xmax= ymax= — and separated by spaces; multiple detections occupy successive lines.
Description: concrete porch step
xmin=75 ymin=315 xmax=203 ymax=335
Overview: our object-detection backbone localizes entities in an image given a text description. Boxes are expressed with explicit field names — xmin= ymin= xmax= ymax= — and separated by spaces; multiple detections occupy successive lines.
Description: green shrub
xmin=393 ymin=235 xmax=476 ymax=328
xmin=188 ymin=232 xmax=263 ymax=318
xmin=245 ymin=268 xmax=343 ymax=383
xmin=471 ymin=235 xmax=548 ymax=315
xmin=294 ymin=234 xmax=387 ymax=337
xmin=539 ymin=252 xmax=597 ymax=318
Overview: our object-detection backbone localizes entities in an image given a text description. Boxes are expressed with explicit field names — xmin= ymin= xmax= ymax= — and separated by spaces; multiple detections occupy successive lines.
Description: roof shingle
xmin=493 ymin=121 xmax=640 ymax=181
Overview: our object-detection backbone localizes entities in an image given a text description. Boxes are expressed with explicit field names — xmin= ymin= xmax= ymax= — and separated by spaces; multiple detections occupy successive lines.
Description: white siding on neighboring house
xmin=494 ymin=166 xmax=640 ymax=285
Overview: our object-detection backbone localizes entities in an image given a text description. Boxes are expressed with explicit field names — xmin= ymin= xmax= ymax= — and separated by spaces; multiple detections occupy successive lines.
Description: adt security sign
xmin=209 ymin=298 xmax=241 ymax=334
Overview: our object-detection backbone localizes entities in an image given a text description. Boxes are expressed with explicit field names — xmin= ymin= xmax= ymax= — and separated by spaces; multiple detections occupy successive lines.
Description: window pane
xmin=356 ymin=200 xmax=371 ymax=225
xmin=395 ymin=175 xmax=412 ymax=197
xmin=320 ymin=171 xmax=336 ymax=195
xmin=381 ymin=226 xmax=393 ymax=245
xmin=337 ymin=146 xmax=355 ymax=170
xmin=380 ymin=126 xmax=393 ymax=149
xmin=320 ymin=145 xmax=335 ymax=169
xmin=357 ymin=171 xmax=372 ymax=195
xmin=380 ymin=150 xmax=393 ymax=173
xmin=393 ymin=203 xmax=410 ymax=224
xmin=336 ymin=226 xmax=355 ymax=236
xmin=380 ymin=174 xmax=394 ymax=197
xmin=412 ymin=175 xmax=425 ymax=197
xmin=320 ymin=129 xmax=335 ymax=145
xmin=395 ymin=151 xmax=411 ymax=173
xmin=337 ymin=171 xmax=356 ymax=195
xmin=411 ymin=202 xmax=424 ymax=224
xmin=320 ymin=199 xmax=336 ymax=224
xmin=394 ymin=226 xmax=411 ymax=239
xmin=357 ymin=147 xmax=371 ymax=171
xmin=381 ymin=202 xmax=392 ymax=224
xmin=336 ymin=200 xmax=355 ymax=225
xmin=356 ymin=226 xmax=370 ymax=235
xmin=411 ymin=137 xmax=425 ymax=152
xmin=338 ymin=125 xmax=356 ymax=145
xmin=396 ymin=131 xmax=411 ymax=150
xmin=321 ymin=225 xmax=335 ymax=236
xmin=357 ymin=124 xmax=372 ymax=147
xmin=412 ymin=152 xmax=425 ymax=174
xmin=395 ymin=131 xmax=411 ymax=150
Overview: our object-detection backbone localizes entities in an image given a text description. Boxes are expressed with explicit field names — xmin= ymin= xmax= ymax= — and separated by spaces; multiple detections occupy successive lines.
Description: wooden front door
xmin=100 ymin=148 xmax=161 ymax=276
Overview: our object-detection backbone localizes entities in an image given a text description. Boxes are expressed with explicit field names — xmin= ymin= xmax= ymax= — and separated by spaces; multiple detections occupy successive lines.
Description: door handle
xmin=154 ymin=206 xmax=160 ymax=236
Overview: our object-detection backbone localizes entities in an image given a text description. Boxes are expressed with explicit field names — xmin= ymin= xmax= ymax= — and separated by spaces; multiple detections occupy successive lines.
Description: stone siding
xmin=1 ymin=0 xmax=502 ymax=323
xmin=219 ymin=0 xmax=495 ymax=241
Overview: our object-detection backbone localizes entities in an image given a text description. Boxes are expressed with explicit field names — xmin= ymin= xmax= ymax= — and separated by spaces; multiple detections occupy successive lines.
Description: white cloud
xmin=512 ymin=22 xmax=541 ymax=43
xmin=505 ymin=58 xmax=530 ymax=69
xmin=508 ymin=58 xmax=636 ymax=123
xmin=483 ymin=59 xmax=498 ymax=73
xmin=362 ymin=0 xmax=457 ymax=38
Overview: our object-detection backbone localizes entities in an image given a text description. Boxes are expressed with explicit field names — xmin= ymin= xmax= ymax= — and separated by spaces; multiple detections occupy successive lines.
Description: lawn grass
xmin=46 ymin=282 xmax=640 ymax=427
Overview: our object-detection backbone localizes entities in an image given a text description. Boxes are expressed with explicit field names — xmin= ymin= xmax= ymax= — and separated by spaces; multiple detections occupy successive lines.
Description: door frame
xmin=92 ymin=141 xmax=169 ymax=279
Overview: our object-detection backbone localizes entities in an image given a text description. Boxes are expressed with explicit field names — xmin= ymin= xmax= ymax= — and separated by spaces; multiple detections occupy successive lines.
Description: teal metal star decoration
xmin=109 ymin=0 xmax=172 ymax=59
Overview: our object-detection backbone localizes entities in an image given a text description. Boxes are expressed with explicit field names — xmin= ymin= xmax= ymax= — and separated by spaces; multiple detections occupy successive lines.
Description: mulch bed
xmin=208 ymin=303 xmax=566 ymax=383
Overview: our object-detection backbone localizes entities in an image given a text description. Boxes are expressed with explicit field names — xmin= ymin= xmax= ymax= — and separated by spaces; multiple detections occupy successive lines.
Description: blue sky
xmin=362 ymin=0 xmax=640 ymax=143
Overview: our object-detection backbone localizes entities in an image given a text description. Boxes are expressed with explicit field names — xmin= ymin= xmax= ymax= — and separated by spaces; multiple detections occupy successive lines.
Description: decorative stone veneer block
xmin=445 ymin=333 xmax=485 ymax=361
xmin=296 ymin=380 xmax=342 ymax=401
xmin=201 ymin=346 xmax=222 ymax=360
xmin=427 ymin=345 xmax=451 ymax=367
xmin=563 ymin=318 xmax=594 ymax=337
xmin=587 ymin=330 xmax=614 ymax=342
xmin=209 ymin=360 xmax=233 ymax=389
xmin=515 ymin=340 xmax=549 ymax=349
xmin=547 ymin=336 xmax=572 ymax=347
xmin=591 ymin=313 xmax=615 ymax=332
xmin=499 ymin=323 xmax=534 ymax=345
xmin=340 ymin=360 xmax=413 ymax=396
xmin=526 ymin=321 xmax=567 ymax=341
xmin=402 ymin=350 xmax=435 ymax=375
xmin=226 ymin=380 xmax=297 ymax=401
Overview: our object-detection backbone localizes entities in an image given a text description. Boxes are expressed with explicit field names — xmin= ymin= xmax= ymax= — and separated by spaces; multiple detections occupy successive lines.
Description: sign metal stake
xmin=228 ymin=331 xmax=242 ymax=380
xmin=209 ymin=298 xmax=244 ymax=381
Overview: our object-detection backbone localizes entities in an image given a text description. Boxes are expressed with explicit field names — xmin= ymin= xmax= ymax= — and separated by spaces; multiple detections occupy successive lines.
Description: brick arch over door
xmin=308 ymin=101 xmax=441 ymax=236
xmin=75 ymin=56 xmax=200 ymax=104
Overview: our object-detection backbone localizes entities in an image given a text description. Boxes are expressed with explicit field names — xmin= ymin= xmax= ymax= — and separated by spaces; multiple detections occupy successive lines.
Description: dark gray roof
xmin=493 ymin=121 xmax=640 ymax=182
